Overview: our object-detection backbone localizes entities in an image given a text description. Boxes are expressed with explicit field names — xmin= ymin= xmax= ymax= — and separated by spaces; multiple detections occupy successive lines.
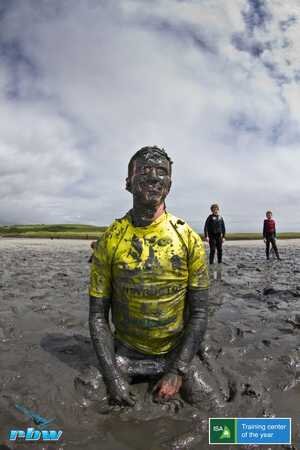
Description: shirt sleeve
xmin=221 ymin=217 xmax=226 ymax=236
xmin=89 ymin=232 xmax=112 ymax=299
xmin=204 ymin=216 xmax=209 ymax=237
xmin=187 ymin=228 xmax=209 ymax=290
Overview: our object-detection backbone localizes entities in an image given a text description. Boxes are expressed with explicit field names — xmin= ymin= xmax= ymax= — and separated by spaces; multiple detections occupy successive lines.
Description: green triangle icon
xmin=220 ymin=425 xmax=231 ymax=439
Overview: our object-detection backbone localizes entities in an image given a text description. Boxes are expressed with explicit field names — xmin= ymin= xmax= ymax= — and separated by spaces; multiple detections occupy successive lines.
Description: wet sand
xmin=0 ymin=238 xmax=299 ymax=450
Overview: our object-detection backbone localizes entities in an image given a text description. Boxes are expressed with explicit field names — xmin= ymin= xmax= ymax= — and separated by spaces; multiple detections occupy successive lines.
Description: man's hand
xmin=108 ymin=375 xmax=136 ymax=406
xmin=153 ymin=373 xmax=183 ymax=401
xmin=205 ymin=236 xmax=209 ymax=242
xmin=263 ymin=238 xmax=267 ymax=243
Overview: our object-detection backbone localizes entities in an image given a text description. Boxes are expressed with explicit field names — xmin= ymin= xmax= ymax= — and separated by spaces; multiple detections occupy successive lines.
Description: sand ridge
xmin=0 ymin=239 xmax=299 ymax=449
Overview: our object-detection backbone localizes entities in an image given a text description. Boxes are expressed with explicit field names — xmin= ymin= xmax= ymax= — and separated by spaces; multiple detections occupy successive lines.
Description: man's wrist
xmin=168 ymin=364 xmax=188 ymax=377
xmin=102 ymin=365 xmax=122 ymax=385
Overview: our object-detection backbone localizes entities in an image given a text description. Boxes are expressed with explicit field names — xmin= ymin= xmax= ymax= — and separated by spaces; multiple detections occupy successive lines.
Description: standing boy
xmin=204 ymin=204 xmax=226 ymax=264
xmin=263 ymin=211 xmax=280 ymax=260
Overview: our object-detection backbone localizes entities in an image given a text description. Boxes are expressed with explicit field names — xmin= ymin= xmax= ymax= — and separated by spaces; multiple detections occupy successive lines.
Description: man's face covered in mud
xmin=126 ymin=148 xmax=172 ymax=207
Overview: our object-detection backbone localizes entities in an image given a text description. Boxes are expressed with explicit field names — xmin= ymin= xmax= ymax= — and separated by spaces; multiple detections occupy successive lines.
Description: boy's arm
xmin=263 ymin=220 xmax=266 ymax=238
xmin=221 ymin=217 xmax=226 ymax=237
xmin=204 ymin=216 xmax=209 ymax=237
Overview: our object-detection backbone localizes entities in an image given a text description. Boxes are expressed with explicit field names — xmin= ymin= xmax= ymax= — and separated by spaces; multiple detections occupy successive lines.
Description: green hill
xmin=1 ymin=225 xmax=300 ymax=240
xmin=0 ymin=224 xmax=106 ymax=239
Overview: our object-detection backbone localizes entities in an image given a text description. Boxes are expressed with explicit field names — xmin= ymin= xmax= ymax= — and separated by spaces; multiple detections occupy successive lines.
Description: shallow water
xmin=0 ymin=239 xmax=299 ymax=449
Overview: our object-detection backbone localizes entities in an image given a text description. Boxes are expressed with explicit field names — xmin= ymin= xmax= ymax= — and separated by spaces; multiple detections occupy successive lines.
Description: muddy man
xmin=89 ymin=146 xmax=210 ymax=407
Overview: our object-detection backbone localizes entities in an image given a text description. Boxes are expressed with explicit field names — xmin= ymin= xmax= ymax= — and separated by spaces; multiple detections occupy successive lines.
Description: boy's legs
xmin=265 ymin=236 xmax=271 ymax=259
xmin=270 ymin=235 xmax=280 ymax=259
xmin=216 ymin=234 xmax=223 ymax=263
xmin=209 ymin=235 xmax=216 ymax=264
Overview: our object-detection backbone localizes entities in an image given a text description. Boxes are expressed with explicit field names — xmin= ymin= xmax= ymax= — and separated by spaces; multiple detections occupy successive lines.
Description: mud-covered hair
xmin=127 ymin=146 xmax=173 ymax=178
xmin=210 ymin=203 xmax=219 ymax=211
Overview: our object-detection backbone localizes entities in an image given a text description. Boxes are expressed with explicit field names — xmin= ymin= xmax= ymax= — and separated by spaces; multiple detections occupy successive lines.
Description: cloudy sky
xmin=0 ymin=0 xmax=300 ymax=232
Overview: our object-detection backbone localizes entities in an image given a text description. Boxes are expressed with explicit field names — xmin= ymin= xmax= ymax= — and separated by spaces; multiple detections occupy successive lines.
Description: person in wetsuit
xmin=89 ymin=146 xmax=209 ymax=406
xmin=204 ymin=204 xmax=226 ymax=264
xmin=263 ymin=210 xmax=280 ymax=260
xmin=88 ymin=240 xmax=97 ymax=263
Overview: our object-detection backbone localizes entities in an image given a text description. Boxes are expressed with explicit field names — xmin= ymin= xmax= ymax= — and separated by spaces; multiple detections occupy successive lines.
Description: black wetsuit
xmin=204 ymin=214 xmax=226 ymax=264
xmin=263 ymin=219 xmax=280 ymax=260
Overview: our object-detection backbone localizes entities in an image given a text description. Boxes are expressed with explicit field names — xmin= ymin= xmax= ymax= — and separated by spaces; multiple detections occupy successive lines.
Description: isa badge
xmin=209 ymin=418 xmax=291 ymax=445
xmin=209 ymin=418 xmax=236 ymax=444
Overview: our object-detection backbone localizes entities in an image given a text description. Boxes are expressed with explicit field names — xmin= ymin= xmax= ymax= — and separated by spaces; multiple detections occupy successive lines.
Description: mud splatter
xmin=129 ymin=235 xmax=143 ymax=261
xmin=144 ymin=246 xmax=161 ymax=271
xmin=0 ymin=238 xmax=299 ymax=449
xmin=157 ymin=238 xmax=172 ymax=247
xmin=170 ymin=255 xmax=182 ymax=270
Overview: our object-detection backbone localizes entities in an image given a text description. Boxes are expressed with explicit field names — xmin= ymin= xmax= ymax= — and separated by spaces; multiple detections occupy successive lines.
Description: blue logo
xmin=15 ymin=404 xmax=55 ymax=427
xmin=9 ymin=428 xmax=63 ymax=442
xmin=9 ymin=404 xmax=63 ymax=443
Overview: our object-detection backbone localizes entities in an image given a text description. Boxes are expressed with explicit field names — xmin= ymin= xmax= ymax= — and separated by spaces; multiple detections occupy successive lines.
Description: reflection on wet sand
xmin=0 ymin=239 xmax=299 ymax=449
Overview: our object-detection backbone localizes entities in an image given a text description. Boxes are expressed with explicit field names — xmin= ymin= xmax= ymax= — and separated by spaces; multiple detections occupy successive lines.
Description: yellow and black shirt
xmin=89 ymin=212 xmax=209 ymax=356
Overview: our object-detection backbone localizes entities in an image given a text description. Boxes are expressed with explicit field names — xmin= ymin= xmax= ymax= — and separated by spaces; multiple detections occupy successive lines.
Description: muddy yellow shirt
xmin=89 ymin=212 xmax=209 ymax=355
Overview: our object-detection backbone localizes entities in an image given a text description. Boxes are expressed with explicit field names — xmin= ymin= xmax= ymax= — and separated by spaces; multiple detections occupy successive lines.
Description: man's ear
xmin=125 ymin=177 xmax=132 ymax=192
xmin=167 ymin=179 xmax=172 ymax=193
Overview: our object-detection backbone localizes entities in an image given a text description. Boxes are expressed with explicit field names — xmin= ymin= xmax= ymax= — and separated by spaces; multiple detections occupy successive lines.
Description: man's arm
xmin=154 ymin=288 xmax=208 ymax=400
xmin=173 ymin=228 xmax=209 ymax=374
xmin=263 ymin=220 xmax=266 ymax=238
xmin=154 ymin=226 xmax=209 ymax=400
xmin=89 ymin=296 xmax=135 ymax=406
xmin=169 ymin=287 xmax=208 ymax=375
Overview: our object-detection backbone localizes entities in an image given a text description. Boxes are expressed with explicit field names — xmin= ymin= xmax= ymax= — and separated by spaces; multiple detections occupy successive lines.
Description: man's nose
xmin=147 ymin=167 xmax=159 ymax=178
xmin=146 ymin=172 xmax=160 ymax=183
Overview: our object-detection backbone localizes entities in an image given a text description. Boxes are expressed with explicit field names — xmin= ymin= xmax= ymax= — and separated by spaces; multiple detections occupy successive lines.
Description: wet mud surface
xmin=0 ymin=238 xmax=299 ymax=450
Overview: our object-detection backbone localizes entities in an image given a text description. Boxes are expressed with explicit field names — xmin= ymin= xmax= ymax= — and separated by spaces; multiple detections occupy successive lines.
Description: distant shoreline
xmin=1 ymin=225 xmax=300 ymax=240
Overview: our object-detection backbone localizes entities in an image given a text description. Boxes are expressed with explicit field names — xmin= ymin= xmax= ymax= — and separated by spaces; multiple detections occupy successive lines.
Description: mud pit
xmin=0 ymin=238 xmax=299 ymax=450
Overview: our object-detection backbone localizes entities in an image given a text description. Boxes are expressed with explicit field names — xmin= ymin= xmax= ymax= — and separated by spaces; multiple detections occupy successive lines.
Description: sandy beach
xmin=0 ymin=238 xmax=299 ymax=450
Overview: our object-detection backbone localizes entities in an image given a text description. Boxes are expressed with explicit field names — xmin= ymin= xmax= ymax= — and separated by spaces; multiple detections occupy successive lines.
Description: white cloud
xmin=0 ymin=0 xmax=300 ymax=230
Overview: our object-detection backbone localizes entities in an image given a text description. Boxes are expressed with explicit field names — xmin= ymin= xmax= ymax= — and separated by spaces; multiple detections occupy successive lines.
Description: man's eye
xmin=137 ymin=166 xmax=167 ymax=176
xmin=157 ymin=168 xmax=167 ymax=176
xmin=140 ymin=167 xmax=150 ymax=174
